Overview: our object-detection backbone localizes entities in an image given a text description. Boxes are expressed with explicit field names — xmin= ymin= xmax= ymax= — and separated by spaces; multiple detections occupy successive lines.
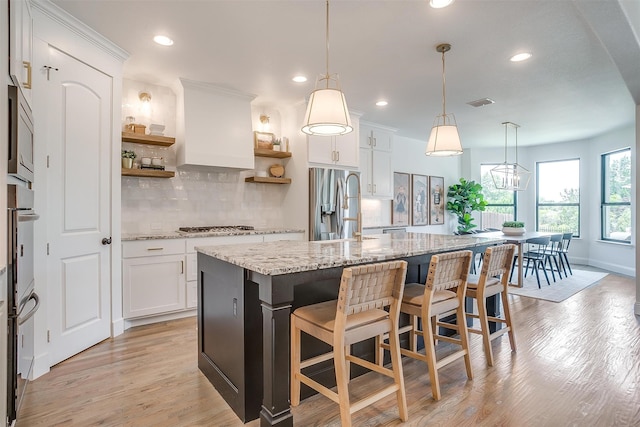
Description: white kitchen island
xmin=196 ymin=232 xmax=505 ymax=427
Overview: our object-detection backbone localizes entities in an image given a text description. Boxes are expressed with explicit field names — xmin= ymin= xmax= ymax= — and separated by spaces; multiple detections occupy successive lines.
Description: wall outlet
xmin=150 ymin=222 xmax=162 ymax=231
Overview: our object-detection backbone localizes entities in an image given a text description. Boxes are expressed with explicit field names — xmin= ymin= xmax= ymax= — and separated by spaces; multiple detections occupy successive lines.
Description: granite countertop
xmin=196 ymin=232 xmax=505 ymax=275
xmin=122 ymin=228 xmax=305 ymax=241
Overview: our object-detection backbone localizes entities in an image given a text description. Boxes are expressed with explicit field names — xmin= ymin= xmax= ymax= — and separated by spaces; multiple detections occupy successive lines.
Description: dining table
xmin=478 ymin=231 xmax=563 ymax=287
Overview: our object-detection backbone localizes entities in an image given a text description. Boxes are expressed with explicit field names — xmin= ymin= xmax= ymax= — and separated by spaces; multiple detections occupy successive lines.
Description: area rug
xmin=508 ymin=269 xmax=608 ymax=302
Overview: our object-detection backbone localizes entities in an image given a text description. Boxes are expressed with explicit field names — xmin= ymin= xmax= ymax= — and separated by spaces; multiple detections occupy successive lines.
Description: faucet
xmin=343 ymin=172 xmax=363 ymax=242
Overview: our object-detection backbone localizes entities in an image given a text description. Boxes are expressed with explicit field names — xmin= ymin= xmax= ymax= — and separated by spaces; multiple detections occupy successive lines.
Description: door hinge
xmin=47 ymin=243 xmax=50 ymax=255
xmin=47 ymin=330 xmax=51 ymax=343
xmin=21 ymin=334 xmax=24 ymax=348
xmin=47 ymin=155 xmax=50 ymax=168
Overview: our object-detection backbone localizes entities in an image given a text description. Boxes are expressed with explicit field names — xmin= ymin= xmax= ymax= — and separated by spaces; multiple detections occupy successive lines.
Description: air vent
xmin=467 ymin=98 xmax=495 ymax=107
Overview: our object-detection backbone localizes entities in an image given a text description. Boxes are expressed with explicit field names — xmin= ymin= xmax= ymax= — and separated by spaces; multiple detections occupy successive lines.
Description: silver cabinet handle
xmin=373 ymin=137 xmax=377 ymax=147
xmin=147 ymin=247 xmax=164 ymax=251
xmin=181 ymin=260 xmax=184 ymax=274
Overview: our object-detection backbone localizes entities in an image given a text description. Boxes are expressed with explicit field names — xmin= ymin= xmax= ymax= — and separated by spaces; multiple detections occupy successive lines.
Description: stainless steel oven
xmin=7 ymin=184 xmax=39 ymax=426
xmin=8 ymin=84 xmax=34 ymax=183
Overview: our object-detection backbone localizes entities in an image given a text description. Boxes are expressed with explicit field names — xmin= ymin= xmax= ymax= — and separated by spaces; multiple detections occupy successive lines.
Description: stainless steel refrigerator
xmin=309 ymin=167 xmax=360 ymax=241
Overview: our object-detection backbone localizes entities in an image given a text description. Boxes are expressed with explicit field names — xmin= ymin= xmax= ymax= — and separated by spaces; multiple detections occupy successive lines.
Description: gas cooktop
xmin=178 ymin=225 xmax=255 ymax=233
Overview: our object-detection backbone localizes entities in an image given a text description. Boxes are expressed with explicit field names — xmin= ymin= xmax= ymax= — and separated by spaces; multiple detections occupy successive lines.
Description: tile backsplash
xmin=121 ymin=168 xmax=288 ymax=234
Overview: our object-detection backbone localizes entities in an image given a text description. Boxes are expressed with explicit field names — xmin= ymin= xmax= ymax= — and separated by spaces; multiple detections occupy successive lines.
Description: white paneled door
xmin=45 ymin=46 xmax=112 ymax=366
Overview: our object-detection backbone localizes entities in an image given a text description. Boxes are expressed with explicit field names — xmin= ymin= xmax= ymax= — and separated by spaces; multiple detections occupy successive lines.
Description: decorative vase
xmin=122 ymin=158 xmax=133 ymax=169
xmin=502 ymin=226 xmax=525 ymax=236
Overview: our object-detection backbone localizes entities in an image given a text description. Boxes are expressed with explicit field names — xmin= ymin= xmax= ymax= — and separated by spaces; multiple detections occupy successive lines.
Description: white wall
xmin=121 ymin=80 xmax=294 ymax=234
xmin=362 ymin=135 xmax=462 ymax=233
xmin=588 ymin=125 xmax=635 ymax=276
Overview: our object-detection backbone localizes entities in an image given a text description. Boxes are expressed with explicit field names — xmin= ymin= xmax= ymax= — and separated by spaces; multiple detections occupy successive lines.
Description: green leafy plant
xmin=446 ymin=178 xmax=488 ymax=233
xmin=502 ymin=221 xmax=525 ymax=228
xmin=122 ymin=149 xmax=136 ymax=159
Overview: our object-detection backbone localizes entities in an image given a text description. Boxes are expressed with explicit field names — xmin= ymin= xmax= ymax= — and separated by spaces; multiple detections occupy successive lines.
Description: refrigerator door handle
xmin=17 ymin=291 xmax=40 ymax=326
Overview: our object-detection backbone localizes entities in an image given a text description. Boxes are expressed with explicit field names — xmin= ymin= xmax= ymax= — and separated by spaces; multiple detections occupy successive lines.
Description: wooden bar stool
xmin=290 ymin=260 xmax=408 ymax=427
xmin=465 ymin=244 xmax=517 ymax=367
xmin=382 ymin=250 xmax=473 ymax=401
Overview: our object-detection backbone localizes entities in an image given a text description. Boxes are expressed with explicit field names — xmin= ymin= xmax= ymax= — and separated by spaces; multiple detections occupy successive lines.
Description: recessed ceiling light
xmin=153 ymin=35 xmax=174 ymax=46
xmin=375 ymin=100 xmax=388 ymax=107
xmin=430 ymin=0 xmax=455 ymax=8
xmin=292 ymin=75 xmax=308 ymax=83
xmin=510 ymin=52 xmax=532 ymax=62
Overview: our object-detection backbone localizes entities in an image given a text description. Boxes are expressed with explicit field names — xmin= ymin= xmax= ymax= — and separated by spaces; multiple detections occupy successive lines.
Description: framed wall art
xmin=411 ymin=174 xmax=428 ymax=226
xmin=392 ymin=172 xmax=410 ymax=226
xmin=429 ymin=176 xmax=445 ymax=225
xmin=254 ymin=131 xmax=274 ymax=149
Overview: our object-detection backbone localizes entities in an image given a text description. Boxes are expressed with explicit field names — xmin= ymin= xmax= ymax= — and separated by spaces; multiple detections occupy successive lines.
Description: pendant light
xmin=425 ymin=43 xmax=463 ymax=156
xmin=301 ymin=0 xmax=353 ymax=136
xmin=490 ymin=122 xmax=531 ymax=191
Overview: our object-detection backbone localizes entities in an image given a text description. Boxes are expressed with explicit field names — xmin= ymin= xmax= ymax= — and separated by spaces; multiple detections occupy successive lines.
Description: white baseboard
xmin=112 ymin=317 xmax=125 ymax=337
xmin=123 ymin=309 xmax=197 ymax=330
xmin=31 ymin=351 xmax=50 ymax=380
xmin=586 ymin=259 xmax=635 ymax=277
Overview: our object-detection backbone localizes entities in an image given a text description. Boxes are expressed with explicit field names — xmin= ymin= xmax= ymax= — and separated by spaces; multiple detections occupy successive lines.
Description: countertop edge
xmin=197 ymin=234 xmax=506 ymax=276
xmin=122 ymin=228 xmax=305 ymax=241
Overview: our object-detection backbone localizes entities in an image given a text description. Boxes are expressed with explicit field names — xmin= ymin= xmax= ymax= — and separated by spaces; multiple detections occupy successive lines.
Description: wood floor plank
xmin=18 ymin=271 xmax=640 ymax=426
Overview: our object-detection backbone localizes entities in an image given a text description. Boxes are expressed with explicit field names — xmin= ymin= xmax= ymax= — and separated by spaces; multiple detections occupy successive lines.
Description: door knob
xmin=101 ymin=237 xmax=112 ymax=245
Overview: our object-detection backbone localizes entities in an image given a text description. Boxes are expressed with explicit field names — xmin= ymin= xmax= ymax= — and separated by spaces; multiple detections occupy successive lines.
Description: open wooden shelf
xmin=122 ymin=132 xmax=175 ymax=147
xmin=254 ymin=148 xmax=292 ymax=159
xmin=245 ymin=176 xmax=291 ymax=184
xmin=122 ymin=168 xmax=175 ymax=178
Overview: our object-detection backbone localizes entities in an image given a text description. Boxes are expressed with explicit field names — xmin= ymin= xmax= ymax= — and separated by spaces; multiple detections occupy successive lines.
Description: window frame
xmin=600 ymin=147 xmax=631 ymax=243
xmin=535 ymin=158 xmax=581 ymax=237
xmin=480 ymin=163 xmax=518 ymax=227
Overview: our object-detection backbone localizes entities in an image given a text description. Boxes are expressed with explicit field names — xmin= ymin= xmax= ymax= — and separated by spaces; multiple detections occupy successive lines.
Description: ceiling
xmin=50 ymin=0 xmax=640 ymax=148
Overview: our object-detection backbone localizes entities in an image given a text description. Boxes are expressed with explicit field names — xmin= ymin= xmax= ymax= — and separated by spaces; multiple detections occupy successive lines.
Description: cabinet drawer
xmin=185 ymin=234 xmax=263 ymax=253
xmin=122 ymin=239 xmax=185 ymax=258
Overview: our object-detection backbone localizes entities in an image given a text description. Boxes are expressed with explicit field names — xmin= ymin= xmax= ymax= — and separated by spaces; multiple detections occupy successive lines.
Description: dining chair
xmin=544 ymin=234 xmax=564 ymax=281
xmin=290 ymin=260 xmax=408 ymax=427
xmin=559 ymin=232 xmax=574 ymax=276
xmin=510 ymin=236 xmax=551 ymax=288
xmin=464 ymin=244 xmax=517 ymax=366
xmin=380 ymin=250 xmax=473 ymax=401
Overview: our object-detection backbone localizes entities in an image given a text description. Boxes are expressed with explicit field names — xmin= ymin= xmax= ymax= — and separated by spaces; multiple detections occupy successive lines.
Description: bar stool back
xmin=384 ymin=250 xmax=473 ymax=401
xmin=465 ymin=244 xmax=517 ymax=366
xmin=290 ymin=260 xmax=408 ymax=427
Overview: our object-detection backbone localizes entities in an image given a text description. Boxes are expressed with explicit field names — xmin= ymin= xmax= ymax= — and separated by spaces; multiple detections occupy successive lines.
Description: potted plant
xmin=446 ymin=178 xmax=488 ymax=234
xmin=502 ymin=221 xmax=526 ymax=235
xmin=272 ymin=138 xmax=282 ymax=152
xmin=122 ymin=149 xmax=136 ymax=169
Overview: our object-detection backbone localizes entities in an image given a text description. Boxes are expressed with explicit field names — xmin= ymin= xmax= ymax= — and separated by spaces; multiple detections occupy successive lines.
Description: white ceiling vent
xmin=467 ymin=98 xmax=495 ymax=107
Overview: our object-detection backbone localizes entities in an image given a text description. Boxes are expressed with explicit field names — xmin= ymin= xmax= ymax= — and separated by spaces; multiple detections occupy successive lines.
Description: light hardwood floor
xmin=18 ymin=272 xmax=640 ymax=426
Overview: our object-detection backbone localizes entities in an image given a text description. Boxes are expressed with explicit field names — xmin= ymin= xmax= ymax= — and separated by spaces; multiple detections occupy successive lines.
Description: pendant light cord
xmin=441 ymin=48 xmax=446 ymax=115
xmin=503 ymin=122 xmax=508 ymax=162
xmin=325 ymin=0 xmax=330 ymax=87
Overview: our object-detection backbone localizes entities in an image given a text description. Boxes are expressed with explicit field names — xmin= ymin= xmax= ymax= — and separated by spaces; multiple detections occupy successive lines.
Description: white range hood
xmin=176 ymin=78 xmax=256 ymax=170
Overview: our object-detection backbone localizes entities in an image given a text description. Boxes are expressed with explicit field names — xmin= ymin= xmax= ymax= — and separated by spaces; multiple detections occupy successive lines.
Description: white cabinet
xmin=307 ymin=115 xmax=360 ymax=168
xmin=122 ymin=239 xmax=186 ymax=319
xmin=176 ymin=78 xmax=255 ymax=170
xmin=359 ymin=123 xmax=395 ymax=198
xmin=360 ymin=124 xmax=394 ymax=152
xmin=124 ymin=232 xmax=305 ymax=322
xmin=9 ymin=0 xmax=33 ymax=106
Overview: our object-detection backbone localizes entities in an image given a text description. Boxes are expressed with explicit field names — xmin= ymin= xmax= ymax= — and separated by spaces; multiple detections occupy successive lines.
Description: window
xmin=601 ymin=148 xmax=631 ymax=243
xmin=480 ymin=164 xmax=516 ymax=229
xmin=536 ymin=159 xmax=580 ymax=236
